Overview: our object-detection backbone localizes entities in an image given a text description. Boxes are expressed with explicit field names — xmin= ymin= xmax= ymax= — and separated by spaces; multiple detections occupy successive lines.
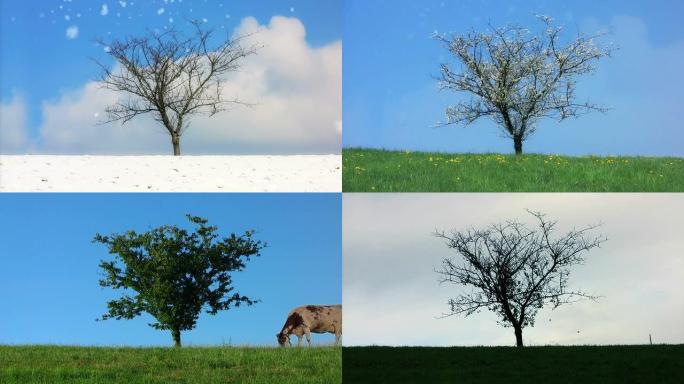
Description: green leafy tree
xmin=93 ymin=215 xmax=265 ymax=347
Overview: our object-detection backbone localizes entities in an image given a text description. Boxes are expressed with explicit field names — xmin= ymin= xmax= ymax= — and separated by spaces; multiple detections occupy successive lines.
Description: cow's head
xmin=276 ymin=332 xmax=291 ymax=347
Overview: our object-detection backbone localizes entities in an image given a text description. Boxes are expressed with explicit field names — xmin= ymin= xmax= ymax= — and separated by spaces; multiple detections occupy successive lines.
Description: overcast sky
xmin=343 ymin=193 xmax=684 ymax=346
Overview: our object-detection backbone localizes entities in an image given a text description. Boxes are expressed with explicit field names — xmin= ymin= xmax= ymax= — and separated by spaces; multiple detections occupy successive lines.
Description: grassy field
xmin=344 ymin=345 xmax=684 ymax=383
xmin=0 ymin=345 xmax=340 ymax=384
xmin=343 ymin=148 xmax=684 ymax=192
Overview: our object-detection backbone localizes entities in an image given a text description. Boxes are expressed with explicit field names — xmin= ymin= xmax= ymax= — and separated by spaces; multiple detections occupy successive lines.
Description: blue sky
xmin=343 ymin=0 xmax=684 ymax=156
xmin=0 ymin=0 xmax=342 ymax=154
xmin=0 ymin=193 xmax=341 ymax=346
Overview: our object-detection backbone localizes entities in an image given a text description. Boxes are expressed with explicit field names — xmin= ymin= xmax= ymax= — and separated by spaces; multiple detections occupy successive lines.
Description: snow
xmin=0 ymin=155 xmax=341 ymax=192
xmin=100 ymin=4 xmax=108 ymax=16
xmin=65 ymin=25 xmax=79 ymax=39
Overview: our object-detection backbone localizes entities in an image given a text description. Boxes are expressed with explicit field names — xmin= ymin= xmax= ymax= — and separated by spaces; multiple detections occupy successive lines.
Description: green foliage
xmin=93 ymin=215 xmax=265 ymax=345
xmin=0 ymin=345 xmax=341 ymax=384
xmin=344 ymin=345 xmax=684 ymax=384
xmin=343 ymin=148 xmax=684 ymax=192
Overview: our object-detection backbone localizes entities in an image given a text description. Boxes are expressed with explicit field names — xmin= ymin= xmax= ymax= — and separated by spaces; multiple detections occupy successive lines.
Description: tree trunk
xmin=172 ymin=329 xmax=182 ymax=347
xmin=513 ymin=136 xmax=523 ymax=155
xmin=514 ymin=326 xmax=524 ymax=347
xmin=171 ymin=135 xmax=181 ymax=156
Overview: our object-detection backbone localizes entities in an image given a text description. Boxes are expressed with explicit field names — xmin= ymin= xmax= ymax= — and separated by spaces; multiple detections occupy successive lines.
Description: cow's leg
xmin=335 ymin=331 xmax=341 ymax=346
xmin=305 ymin=328 xmax=312 ymax=346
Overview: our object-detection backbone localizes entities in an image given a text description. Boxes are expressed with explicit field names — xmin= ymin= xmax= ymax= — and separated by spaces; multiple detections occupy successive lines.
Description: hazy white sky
xmin=343 ymin=193 xmax=684 ymax=346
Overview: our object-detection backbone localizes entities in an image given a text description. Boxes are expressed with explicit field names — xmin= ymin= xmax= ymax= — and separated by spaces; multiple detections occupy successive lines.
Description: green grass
xmin=0 ymin=345 xmax=341 ymax=384
xmin=343 ymin=148 xmax=684 ymax=192
xmin=344 ymin=345 xmax=684 ymax=384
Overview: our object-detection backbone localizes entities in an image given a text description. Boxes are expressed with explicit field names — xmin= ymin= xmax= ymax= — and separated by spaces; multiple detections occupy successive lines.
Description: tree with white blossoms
xmin=434 ymin=15 xmax=614 ymax=155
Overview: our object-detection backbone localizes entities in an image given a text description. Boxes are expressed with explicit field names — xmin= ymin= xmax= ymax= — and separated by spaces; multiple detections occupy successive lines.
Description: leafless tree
xmin=434 ymin=15 xmax=614 ymax=154
xmin=95 ymin=21 xmax=259 ymax=155
xmin=434 ymin=210 xmax=606 ymax=347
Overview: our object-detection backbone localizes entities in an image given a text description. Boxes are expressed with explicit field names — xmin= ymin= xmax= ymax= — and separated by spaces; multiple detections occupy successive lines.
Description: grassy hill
xmin=343 ymin=345 xmax=684 ymax=384
xmin=343 ymin=148 xmax=684 ymax=192
xmin=0 ymin=345 xmax=341 ymax=384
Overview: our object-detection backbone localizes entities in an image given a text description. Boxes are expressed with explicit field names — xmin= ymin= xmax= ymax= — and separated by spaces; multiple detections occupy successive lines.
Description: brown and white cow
xmin=276 ymin=305 xmax=342 ymax=347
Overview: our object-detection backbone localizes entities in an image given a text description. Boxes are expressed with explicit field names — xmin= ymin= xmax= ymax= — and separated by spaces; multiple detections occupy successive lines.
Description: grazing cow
xmin=276 ymin=305 xmax=342 ymax=347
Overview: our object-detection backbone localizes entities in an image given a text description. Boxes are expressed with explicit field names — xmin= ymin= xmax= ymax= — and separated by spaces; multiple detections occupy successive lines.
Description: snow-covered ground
xmin=0 ymin=155 xmax=341 ymax=192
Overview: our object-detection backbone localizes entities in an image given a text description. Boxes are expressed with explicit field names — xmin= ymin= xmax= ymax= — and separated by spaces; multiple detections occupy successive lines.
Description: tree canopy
xmin=96 ymin=21 xmax=260 ymax=155
xmin=93 ymin=214 xmax=265 ymax=347
xmin=435 ymin=15 xmax=614 ymax=154
xmin=435 ymin=210 xmax=605 ymax=347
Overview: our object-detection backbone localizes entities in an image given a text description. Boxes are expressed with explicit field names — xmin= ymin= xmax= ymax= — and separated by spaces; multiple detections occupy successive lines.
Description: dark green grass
xmin=344 ymin=345 xmax=684 ymax=384
xmin=0 ymin=345 xmax=340 ymax=384
xmin=343 ymin=148 xmax=684 ymax=192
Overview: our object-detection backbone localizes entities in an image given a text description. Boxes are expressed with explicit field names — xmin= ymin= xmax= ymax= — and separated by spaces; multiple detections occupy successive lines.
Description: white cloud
xmin=39 ymin=16 xmax=341 ymax=154
xmin=40 ymin=82 xmax=167 ymax=154
xmin=343 ymin=194 xmax=684 ymax=346
xmin=0 ymin=95 xmax=29 ymax=153
xmin=65 ymin=25 xmax=79 ymax=39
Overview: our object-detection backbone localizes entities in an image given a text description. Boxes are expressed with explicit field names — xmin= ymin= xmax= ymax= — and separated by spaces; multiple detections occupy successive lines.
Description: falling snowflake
xmin=118 ymin=1 xmax=127 ymax=7
xmin=202 ymin=17 xmax=208 ymax=23
xmin=100 ymin=4 xmax=109 ymax=16
xmin=66 ymin=25 xmax=79 ymax=39
xmin=290 ymin=7 xmax=295 ymax=12
xmin=157 ymin=7 xmax=165 ymax=15
xmin=169 ymin=17 xmax=174 ymax=23
xmin=64 ymin=15 xmax=70 ymax=21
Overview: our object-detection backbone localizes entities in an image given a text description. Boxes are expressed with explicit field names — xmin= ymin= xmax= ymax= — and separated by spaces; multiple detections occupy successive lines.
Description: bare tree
xmin=434 ymin=15 xmax=614 ymax=155
xmin=434 ymin=210 xmax=605 ymax=347
xmin=95 ymin=21 xmax=259 ymax=155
